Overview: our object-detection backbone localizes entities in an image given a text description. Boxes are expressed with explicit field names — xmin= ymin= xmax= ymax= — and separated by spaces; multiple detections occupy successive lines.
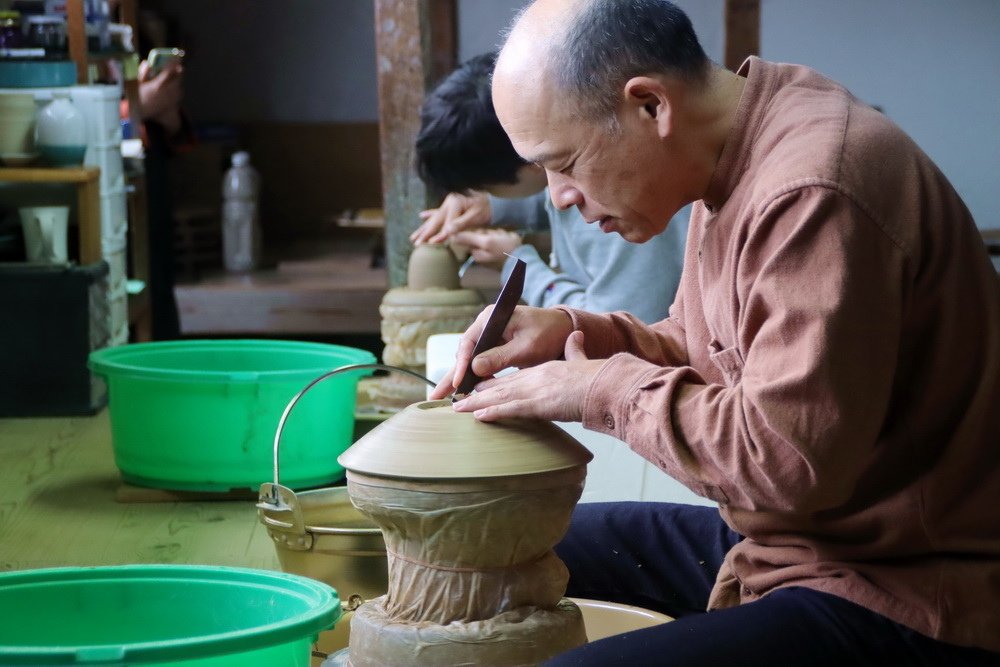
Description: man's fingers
xmin=428 ymin=229 xmax=453 ymax=244
xmin=564 ymin=330 xmax=587 ymax=361
xmin=450 ymin=316 xmax=488 ymax=388
xmin=428 ymin=374 xmax=455 ymax=400
xmin=470 ymin=339 xmax=519 ymax=379
xmin=450 ymin=230 xmax=483 ymax=246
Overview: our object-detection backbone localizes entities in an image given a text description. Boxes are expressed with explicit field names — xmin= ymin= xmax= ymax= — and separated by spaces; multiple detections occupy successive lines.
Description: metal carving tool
xmin=453 ymin=257 xmax=526 ymax=398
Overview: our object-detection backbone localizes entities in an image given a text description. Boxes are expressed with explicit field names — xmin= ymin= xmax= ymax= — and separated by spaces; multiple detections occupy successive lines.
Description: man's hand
xmin=451 ymin=229 xmax=523 ymax=270
xmin=138 ymin=60 xmax=183 ymax=135
xmin=429 ymin=305 xmax=575 ymax=399
xmin=452 ymin=331 xmax=603 ymax=422
xmin=412 ymin=192 xmax=492 ymax=245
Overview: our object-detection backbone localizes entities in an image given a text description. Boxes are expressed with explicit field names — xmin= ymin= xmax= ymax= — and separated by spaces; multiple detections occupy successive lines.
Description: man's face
xmin=493 ymin=69 xmax=679 ymax=243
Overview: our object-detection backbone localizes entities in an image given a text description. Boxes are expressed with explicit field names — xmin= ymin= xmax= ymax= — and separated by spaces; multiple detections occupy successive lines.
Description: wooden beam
xmin=66 ymin=0 xmax=88 ymax=83
xmin=428 ymin=0 xmax=458 ymax=85
xmin=374 ymin=0 xmax=457 ymax=288
xmin=724 ymin=0 xmax=760 ymax=72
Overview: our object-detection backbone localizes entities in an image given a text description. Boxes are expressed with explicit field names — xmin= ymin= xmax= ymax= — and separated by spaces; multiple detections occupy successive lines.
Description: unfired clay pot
xmin=337 ymin=400 xmax=594 ymax=667
xmin=406 ymin=243 xmax=461 ymax=290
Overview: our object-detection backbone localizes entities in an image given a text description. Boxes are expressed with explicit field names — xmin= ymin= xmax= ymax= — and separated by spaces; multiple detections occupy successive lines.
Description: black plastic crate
xmin=0 ymin=261 xmax=110 ymax=416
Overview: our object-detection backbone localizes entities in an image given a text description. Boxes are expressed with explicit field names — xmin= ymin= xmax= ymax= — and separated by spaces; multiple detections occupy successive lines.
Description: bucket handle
xmin=260 ymin=363 xmax=436 ymax=506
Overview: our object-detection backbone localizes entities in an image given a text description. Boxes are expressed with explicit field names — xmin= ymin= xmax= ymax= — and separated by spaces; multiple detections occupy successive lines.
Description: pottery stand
xmin=369 ymin=244 xmax=483 ymax=410
xmin=337 ymin=401 xmax=593 ymax=666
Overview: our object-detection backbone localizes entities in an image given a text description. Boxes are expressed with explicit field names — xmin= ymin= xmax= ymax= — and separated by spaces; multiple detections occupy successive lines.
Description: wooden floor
xmin=0 ymin=411 xmax=280 ymax=572
xmin=175 ymin=242 xmax=502 ymax=336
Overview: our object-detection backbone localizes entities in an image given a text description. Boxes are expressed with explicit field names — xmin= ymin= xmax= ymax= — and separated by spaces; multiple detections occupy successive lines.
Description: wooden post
xmin=724 ymin=0 xmax=760 ymax=72
xmin=374 ymin=0 xmax=456 ymax=288
xmin=66 ymin=0 xmax=88 ymax=83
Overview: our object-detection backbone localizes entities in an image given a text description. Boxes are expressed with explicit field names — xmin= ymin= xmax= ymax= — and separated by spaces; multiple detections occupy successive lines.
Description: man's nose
xmin=546 ymin=171 xmax=583 ymax=211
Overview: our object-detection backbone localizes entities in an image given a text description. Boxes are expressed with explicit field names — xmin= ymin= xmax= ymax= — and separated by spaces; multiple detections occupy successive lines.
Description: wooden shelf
xmin=0 ymin=167 xmax=102 ymax=265
xmin=0 ymin=166 xmax=99 ymax=184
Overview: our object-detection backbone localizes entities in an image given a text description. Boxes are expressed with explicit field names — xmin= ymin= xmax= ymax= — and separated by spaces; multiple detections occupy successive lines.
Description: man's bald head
xmin=497 ymin=0 xmax=710 ymax=127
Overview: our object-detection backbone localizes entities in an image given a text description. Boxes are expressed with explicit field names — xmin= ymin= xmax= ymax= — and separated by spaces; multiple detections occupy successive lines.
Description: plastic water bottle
xmin=222 ymin=151 xmax=261 ymax=272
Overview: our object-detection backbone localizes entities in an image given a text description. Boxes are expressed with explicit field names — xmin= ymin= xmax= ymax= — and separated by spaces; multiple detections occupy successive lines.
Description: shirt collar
xmin=702 ymin=56 xmax=774 ymax=212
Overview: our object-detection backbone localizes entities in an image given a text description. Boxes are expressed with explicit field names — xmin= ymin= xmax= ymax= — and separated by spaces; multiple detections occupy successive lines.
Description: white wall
xmin=162 ymin=0 xmax=378 ymax=123
xmin=458 ymin=0 xmax=725 ymax=63
xmin=558 ymin=422 xmax=716 ymax=506
xmin=759 ymin=0 xmax=1000 ymax=228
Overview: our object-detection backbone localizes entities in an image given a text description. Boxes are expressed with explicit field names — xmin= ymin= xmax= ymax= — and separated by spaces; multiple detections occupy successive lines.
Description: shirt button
xmin=603 ymin=414 xmax=615 ymax=429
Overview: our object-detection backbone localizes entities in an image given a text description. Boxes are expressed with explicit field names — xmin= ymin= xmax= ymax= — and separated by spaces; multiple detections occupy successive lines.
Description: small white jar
xmin=36 ymin=91 xmax=87 ymax=166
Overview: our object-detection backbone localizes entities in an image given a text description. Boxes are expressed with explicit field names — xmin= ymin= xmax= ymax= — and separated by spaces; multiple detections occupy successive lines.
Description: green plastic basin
xmin=0 ymin=565 xmax=340 ymax=666
xmin=89 ymin=340 xmax=375 ymax=491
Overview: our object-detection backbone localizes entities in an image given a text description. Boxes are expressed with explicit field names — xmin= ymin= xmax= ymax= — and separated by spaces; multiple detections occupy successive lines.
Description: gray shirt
xmin=489 ymin=190 xmax=689 ymax=324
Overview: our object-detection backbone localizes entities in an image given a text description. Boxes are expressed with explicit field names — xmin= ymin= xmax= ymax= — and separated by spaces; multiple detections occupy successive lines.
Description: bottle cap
xmin=231 ymin=151 xmax=250 ymax=167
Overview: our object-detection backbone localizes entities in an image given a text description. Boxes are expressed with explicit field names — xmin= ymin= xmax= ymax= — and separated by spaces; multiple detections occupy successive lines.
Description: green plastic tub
xmin=89 ymin=340 xmax=375 ymax=491
xmin=0 ymin=565 xmax=340 ymax=666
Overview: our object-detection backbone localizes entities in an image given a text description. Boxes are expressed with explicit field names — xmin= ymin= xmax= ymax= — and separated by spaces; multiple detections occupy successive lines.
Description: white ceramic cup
xmin=19 ymin=206 xmax=70 ymax=263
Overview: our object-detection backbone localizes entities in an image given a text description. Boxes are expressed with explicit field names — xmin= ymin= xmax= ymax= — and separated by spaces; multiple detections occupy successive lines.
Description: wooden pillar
xmin=374 ymin=0 xmax=457 ymax=288
xmin=724 ymin=0 xmax=760 ymax=72
xmin=66 ymin=0 xmax=88 ymax=83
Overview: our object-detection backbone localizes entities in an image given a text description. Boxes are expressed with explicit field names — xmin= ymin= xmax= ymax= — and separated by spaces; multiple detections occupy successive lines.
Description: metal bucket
xmin=258 ymin=483 xmax=387 ymax=653
xmin=257 ymin=363 xmax=433 ymax=654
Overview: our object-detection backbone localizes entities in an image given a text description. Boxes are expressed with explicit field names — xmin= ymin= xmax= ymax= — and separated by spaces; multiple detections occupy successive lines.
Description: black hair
xmin=556 ymin=0 xmax=710 ymax=125
xmin=415 ymin=52 xmax=527 ymax=193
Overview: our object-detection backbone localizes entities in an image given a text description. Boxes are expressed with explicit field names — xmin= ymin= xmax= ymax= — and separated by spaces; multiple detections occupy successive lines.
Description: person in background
xmin=111 ymin=1 xmax=193 ymax=339
xmin=433 ymin=0 xmax=1000 ymax=665
xmin=413 ymin=52 xmax=688 ymax=324
xmin=133 ymin=55 xmax=192 ymax=339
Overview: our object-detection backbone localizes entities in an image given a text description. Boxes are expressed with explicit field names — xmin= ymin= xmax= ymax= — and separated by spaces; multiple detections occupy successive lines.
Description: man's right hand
xmin=411 ymin=192 xmax=492 ymax=245
xmin=429 ymin=305 xmax=575 ymax=399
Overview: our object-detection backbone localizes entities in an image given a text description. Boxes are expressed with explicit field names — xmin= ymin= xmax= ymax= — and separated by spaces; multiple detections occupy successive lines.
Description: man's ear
xmin=624 ymin=76 xmax=672 ymax=138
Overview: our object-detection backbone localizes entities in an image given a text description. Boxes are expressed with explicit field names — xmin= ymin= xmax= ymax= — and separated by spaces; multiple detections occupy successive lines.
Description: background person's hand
xmin=451 ymin=228 xmax=523 ymax=270
xmin=412 ymin=192 xmax=492 ymax=245
xmin=452 ymin=331 xmax=603 ymax=422
xmin=138 ymin=60 xmax=184 ymax=135
xmin=429 ymin=305 xmax=575 ymax=399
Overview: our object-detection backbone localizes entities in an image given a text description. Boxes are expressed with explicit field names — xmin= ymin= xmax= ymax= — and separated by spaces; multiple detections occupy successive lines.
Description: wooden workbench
xmin=0 ymin=411 xmax=279 ymax=572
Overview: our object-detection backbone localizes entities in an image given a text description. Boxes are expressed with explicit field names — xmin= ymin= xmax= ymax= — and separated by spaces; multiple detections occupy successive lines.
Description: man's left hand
xmin=452 ymin=331 xmax=604 ymax=422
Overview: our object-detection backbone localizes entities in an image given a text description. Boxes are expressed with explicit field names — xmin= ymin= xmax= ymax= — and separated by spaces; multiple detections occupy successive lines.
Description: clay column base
xmin=348 ymin=596 xmax=587 ymax=667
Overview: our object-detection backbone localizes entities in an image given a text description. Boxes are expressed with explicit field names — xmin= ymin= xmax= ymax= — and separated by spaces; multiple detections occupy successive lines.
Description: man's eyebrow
xmin=520 ymin=151 xmax=566 ymax=167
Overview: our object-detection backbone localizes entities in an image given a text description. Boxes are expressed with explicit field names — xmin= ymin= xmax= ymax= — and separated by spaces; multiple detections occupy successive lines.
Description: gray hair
xmin=552 ymin=0 xmax=710 ymax=129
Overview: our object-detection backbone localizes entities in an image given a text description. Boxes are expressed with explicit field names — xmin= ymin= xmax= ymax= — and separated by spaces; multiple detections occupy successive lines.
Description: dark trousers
xmin=548 ymin=502 xmax=1000 ymax=666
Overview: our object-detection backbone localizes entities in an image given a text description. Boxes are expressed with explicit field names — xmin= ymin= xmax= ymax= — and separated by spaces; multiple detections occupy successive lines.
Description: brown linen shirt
xmin=560 ymin=57 xmax=1000 ymax=651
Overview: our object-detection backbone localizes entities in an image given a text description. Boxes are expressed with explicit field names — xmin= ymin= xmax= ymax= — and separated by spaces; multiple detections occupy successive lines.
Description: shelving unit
xmin=55 ymin=0 xmax=150 ymax=341
xmin=0 ymin=166 xmax=101 ymax=264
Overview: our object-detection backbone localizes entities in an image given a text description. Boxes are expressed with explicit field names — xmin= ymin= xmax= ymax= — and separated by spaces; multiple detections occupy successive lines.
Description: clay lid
xmin=338 ymin=400 xmax=593 ymax=479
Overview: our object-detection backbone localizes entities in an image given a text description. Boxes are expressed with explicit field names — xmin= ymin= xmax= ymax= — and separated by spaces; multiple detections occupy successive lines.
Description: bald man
xmin=432 ymin=1 xmax=1000 ymax=665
